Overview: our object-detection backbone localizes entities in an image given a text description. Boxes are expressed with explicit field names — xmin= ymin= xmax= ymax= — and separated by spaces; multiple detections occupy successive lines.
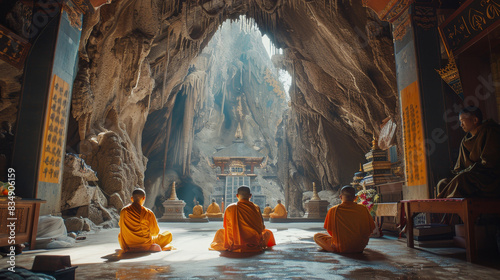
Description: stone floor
xmin=4 ymin=222 xmax=500 ymax=279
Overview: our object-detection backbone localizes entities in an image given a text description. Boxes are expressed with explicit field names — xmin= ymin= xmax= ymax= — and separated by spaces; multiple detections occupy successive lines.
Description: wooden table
xmin=0 ymin=199 xmax=45 ymax=250
xmin=402 ymin=198 xmax=500 ymax=263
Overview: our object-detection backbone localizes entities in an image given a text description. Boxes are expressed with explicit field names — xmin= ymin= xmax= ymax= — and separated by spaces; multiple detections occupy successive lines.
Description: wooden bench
xmin=401 ymin=198 xmax=500 ymax=263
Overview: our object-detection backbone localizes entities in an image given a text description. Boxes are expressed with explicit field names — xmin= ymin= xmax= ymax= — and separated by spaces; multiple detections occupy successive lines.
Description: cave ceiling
xmin=0 ymin=0 xmax=398 ymax=216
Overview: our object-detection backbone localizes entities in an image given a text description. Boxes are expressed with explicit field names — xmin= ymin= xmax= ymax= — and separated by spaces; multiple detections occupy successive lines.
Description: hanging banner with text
xmin=38 ymin=75 xmax=70 ymax=184
xmin=401 ymin=81 xmax=428 ymax=187
xmin=439 ymin=0 xmax=500 ymax=56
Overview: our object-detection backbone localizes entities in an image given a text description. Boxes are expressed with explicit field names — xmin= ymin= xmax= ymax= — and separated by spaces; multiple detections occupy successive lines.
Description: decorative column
xmin=304 ymin=182 xmax=329 ymax=219
xmin=10 ymin=1 xmax=91 ymax=215
xmin=159 ymin=182 xmax=187 ymax=222
xmin=363 ymin=0 xmax=451 ymax=199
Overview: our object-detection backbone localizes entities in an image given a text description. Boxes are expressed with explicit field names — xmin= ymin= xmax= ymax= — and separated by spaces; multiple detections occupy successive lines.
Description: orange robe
xmin=118 ymin=203 xmax=172 ymax=252
xmin=209 ymin=200 xmax=276 ymax=252
xmin=206 ymin=202 xmax=223 ymax=218
xmin=269 ymin=203 xmax=287 ymax=218
xmin=262 ymin=206 xmax=272 ymax=218
xmin=189 ymin=205 xmax=206 ymax=218
xmin=315 ymin=201 xmax=375 ymax=253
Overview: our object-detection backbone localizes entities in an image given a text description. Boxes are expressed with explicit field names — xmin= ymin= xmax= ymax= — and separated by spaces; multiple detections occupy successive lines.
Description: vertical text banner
xmin=401 ymin=81 xmax=428 ymax=187
xmin=38 ymin=75 xmax=69 ymax=183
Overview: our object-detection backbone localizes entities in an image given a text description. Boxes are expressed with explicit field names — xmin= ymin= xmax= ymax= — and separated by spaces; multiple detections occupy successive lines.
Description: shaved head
xmin=237 ymin=186 xmax=252 ymax=200
xmin=212 ymin=199 xmax=216 ymax=203
xmin=277 ymin=200 xmax=282 ymax=204
xmin=341 ymin=186 xmax=356 ymax=201
xmin=132 ymin=188 xmax=146 ymax=204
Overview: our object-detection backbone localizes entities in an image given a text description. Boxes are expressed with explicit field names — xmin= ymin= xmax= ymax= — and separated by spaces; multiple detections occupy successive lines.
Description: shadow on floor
xmin=334 ymin=248 xmax=388 ymax=261
xmin=414 ymin=247 xmax=500 ymax=269
xmin=219 ymin=250 xmax=265 ymax=258
xmin=101 ymin=250 xmax=154 ymax=262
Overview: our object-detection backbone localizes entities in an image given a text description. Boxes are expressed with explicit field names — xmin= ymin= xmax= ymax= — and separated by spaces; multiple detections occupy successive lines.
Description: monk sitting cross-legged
xmin=269 ymin=200 xmax=287 ymax=219
xmin=189 ymin=201 xmax=207 ymax=219
xmin=437 ymin=106 xmax=500 ymax=198
xmin=206 ymin=199 xmax=223 ymax=218
xmin=209 ymin=186 xmax=276 ymax=252
xmin=314 ymin=186 xmax=375 ymax=253
xmin=118 ymin=188 xmax=173 ymax=252
xmin=262 ymin=204 xmax=272 ymax=218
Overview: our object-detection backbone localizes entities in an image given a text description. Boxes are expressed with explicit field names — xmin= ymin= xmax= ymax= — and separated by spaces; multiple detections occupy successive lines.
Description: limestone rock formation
xmin=142 ymin=21 xmax=289 ymax=215
xmin=0 ymin=0 xmax=398 ymax=219
xmin=64 ymin=217 xmax=84 ymax=233
xmin=61 ymin=153 xmax=119 ymax=226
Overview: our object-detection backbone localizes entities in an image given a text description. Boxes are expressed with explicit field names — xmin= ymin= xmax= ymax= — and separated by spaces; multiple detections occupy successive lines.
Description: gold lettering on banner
xmin=39 ymin=75 xmax=69 ymax=184
xmin=440 ymin=0 xmax=500 ymax=55
xmin=469 ymin=8 xmax=486 ymax=31
xmin=484 ymin=0 xmax=500 ymax=19
xmin=401 ymin=81 xmax=428 ymax=187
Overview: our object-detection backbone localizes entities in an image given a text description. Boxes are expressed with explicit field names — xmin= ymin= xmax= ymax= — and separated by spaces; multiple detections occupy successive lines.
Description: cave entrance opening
xmin=144 ymin=16 xmax=291 ymax=217
xmin=188 ymin=16 xmax=291 ymax=212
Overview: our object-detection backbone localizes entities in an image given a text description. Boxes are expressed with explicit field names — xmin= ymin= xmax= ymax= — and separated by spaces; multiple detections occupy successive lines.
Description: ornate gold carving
xmin=63 ymin=3 xmax=83 ymax=30
xmin=371 ymin=134 xmax=380 ymax=150
xmin=414 ymin=6 xmax=437 ymax=30
xmin=363 ymin=0 xmax=413 ymax=23
xmin=0 ymin=25 xmax=30 ymax=69
xmin=392 ymin=11 xmax=410 ymax=41
xmin=67 ymin=0 xmax=93 ymax=15
xmin=229 ymin=160 xmax=245 ymax=175
xmin=436 ymin=56 xmax=464 ymax=98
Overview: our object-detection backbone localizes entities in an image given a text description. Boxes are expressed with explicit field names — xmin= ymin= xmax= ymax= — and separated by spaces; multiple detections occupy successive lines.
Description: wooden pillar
xmin=364 ymin=1 xmax=451 ymax=199
xmin=11 ymin=2 xmax=86 ymax=215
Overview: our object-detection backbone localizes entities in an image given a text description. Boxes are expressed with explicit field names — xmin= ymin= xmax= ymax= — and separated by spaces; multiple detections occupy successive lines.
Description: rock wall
xmin=0 ymin=0 xmax=398 ymax=218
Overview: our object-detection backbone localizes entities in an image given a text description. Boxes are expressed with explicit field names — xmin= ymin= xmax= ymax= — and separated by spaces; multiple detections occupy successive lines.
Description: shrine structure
xmin=209 ymin=123 xmax=267 ymax=209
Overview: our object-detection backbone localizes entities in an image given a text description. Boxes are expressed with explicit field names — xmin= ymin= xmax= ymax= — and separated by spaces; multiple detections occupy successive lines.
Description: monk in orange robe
xmin=269 ymin=200 xmax=287 ymax=219
xmin=262 ymin=204 xmax=272 ymax=218
xmin=209 ymin=186 xmax=276 ymax=252
xmin=314 ymin=186 xmax=375 ymax=253
xmin=118 ymin=188 xmax=173 ymax=252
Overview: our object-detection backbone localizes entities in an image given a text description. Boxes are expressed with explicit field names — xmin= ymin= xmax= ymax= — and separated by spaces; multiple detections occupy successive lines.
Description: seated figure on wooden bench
xmin=437 ymin=106 xmax=500 ymax=198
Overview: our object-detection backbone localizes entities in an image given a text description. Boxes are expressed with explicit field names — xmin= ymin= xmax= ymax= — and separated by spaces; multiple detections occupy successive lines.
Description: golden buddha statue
xmin=189 ymin=201 xmax=206 ymax=219
xmin=206 ymin=199 xmax=223 ymax=218
xmin=262 ymin=204 xmax=272 ymax=218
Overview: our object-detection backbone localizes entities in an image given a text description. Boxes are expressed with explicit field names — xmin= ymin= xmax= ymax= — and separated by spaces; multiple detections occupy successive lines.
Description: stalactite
xmin=161 ymin=114 xmax=173 ymax=190
xmin=161 ymin=28 xmax=171 ymax=106
xmin=248 ymin=61 xmax=251 ymax=84
xmin=220 ymin=81 xmax=226 ymax=119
